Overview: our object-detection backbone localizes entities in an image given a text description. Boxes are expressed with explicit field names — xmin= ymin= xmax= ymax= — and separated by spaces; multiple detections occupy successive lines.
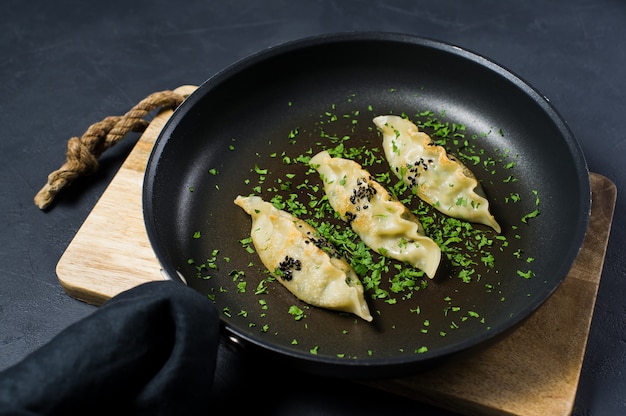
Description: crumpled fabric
xmin=0 ymin=281 xmax=220 ymax=416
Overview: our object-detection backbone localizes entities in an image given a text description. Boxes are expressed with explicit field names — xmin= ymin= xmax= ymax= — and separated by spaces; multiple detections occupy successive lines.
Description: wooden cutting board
xmin=56 ymin=85 xmax=616 ymax=416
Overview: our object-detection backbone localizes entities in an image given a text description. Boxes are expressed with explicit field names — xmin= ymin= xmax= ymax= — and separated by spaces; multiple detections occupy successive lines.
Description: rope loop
xmin=34 ymin=90 xmax=189 ymax=210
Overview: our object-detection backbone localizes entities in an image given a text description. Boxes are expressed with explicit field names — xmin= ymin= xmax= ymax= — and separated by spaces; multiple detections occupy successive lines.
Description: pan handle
xmin=162 ymin=268 xmax=249 ymax=353
xmin=222 ymin=333 xmax=247 ymax=353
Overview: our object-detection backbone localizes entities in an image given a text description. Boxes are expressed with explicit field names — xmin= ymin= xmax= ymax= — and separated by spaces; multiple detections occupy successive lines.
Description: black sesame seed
xmin=277 ymin=255 xmax=301 ymax=281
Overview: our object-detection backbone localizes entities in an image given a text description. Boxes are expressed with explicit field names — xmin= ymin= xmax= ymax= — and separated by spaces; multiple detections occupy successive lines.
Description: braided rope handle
xmin=34 ymin=89 xmax=192 ymax=210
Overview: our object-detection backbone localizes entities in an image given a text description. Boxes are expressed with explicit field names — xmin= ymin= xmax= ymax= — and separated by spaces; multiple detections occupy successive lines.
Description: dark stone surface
xmin=2 ymin=0 xmax=624 ymax=414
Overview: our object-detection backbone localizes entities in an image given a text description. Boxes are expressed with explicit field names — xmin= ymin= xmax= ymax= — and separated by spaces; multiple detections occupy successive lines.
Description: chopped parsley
xmin=187 ymin=90 xmax=540 ymax=360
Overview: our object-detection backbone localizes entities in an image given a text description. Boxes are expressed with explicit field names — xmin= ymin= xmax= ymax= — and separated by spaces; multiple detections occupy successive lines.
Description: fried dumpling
xmin=309 ymin=150 xmax=441 ymax=279
xmin=373 ymin=115 xmax=501 ymax=233
xmin=234 ymin=195 xmax=373 ymax=322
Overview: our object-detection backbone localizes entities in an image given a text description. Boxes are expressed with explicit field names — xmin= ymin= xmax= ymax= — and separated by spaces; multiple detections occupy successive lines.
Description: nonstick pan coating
xmin=143 ymin=33 xmax=590 ymax=378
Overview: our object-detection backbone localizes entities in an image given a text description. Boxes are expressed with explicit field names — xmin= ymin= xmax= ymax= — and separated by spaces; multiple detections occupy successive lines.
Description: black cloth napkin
xmin=0 ymin=281 xmax=220 ymax=416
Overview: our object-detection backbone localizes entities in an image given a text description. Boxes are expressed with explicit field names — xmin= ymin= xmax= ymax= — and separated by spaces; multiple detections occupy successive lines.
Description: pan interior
xmin=144 ymin=33 xmax=590 ymax=378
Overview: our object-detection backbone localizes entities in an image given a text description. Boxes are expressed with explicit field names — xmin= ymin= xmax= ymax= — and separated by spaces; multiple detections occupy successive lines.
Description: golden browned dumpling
xmin=374 ymin=115 xmax=501 ymax=233
xmin=234 ymin=195 xmax=373 ymax=322
xmin=310 ymin=150 xmax=441 ymax=279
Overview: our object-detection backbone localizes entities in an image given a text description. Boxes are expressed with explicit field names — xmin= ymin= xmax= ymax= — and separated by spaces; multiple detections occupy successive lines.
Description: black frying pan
xmin=143 ymin=32 xmax=590 ymax=378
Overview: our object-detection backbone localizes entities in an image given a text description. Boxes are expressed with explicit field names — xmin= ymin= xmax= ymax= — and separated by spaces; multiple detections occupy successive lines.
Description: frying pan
xmin=143 ymin=32 xmax=591 ymax=378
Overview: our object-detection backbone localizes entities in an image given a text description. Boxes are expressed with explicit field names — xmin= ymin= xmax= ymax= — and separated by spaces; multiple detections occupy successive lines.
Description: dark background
xmin=1 ymin=0 xmax=624 ymax=414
